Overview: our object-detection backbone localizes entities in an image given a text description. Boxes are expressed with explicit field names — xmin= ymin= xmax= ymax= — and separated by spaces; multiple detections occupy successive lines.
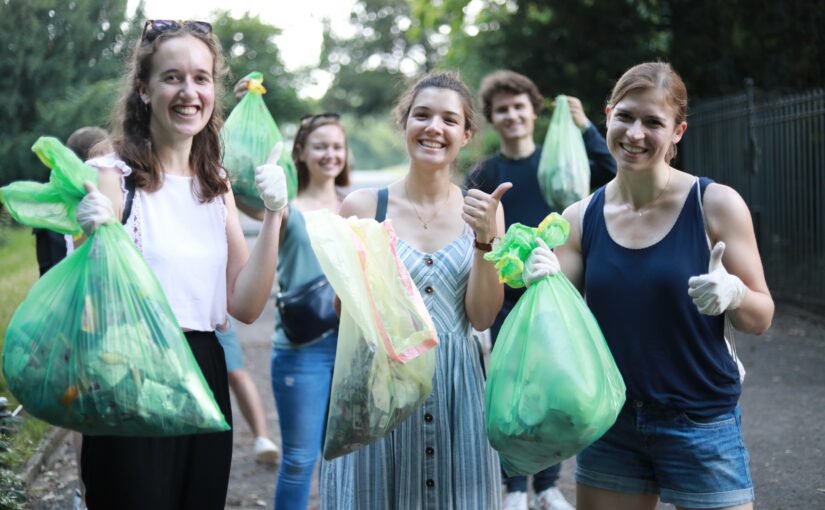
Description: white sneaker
xmin=253 ymin=436 xmax=280 ymax=464
xmin=503 ymin=490 xmax=529 ymax=510
xmin=531 ymin=487 xmax=574 ymax=510
xmin=74 ymin=488 xmax=88 ymax=510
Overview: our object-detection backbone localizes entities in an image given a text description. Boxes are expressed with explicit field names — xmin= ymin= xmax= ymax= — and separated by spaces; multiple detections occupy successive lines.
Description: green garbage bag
xmin=0 ymin=137 xmax=230 ymax=436
xmin=537 ymin=95 xmax=590 ymax=210
xmin=483 ymin=213 xmax=625 ymax=476
xmin=222 ymin=71 xmax=298 ymax=211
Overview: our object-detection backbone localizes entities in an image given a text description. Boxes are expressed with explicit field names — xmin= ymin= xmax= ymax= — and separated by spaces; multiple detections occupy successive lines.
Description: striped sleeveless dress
xmin=320 ymin=192 xmax=502 ymax=509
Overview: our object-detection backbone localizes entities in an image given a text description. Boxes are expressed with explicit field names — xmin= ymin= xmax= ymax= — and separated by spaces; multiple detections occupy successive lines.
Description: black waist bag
xmin=276 ymin=275 xmax=338 ymax=344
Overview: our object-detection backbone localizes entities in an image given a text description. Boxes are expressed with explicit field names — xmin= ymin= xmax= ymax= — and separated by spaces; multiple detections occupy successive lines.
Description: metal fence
xmin=682 ymin=83 xmax=825 ymax=307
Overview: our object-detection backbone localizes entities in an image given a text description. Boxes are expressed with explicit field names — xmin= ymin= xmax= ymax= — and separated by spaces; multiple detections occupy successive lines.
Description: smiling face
xmin=300 ymin=124 xmax=347 ymax=184
xmin=489 ymin=92 xmax=537 ymax=142
xmin=404 ymin=87 xmax=471 ymax=169
xmin=605 ymin=87 xmax=687 ymax=171
xmin=140 ymin=34 xmax=215 ymax=143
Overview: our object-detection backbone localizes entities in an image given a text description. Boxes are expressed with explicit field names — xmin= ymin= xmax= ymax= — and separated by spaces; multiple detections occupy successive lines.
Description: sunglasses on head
xmin=141 ymin=19 xmax=212 ymax=42
xmin=299 ymin=112 xmax=340 ymax=125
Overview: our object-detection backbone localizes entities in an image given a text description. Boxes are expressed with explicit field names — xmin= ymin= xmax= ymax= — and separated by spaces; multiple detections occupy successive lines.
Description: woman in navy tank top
xmin=524 ymin=63 xmax=774 ymax=510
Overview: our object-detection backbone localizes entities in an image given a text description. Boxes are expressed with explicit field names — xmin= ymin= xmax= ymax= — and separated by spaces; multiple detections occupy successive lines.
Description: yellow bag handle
xmin=247 ymin=78 xmax=266 ymax=94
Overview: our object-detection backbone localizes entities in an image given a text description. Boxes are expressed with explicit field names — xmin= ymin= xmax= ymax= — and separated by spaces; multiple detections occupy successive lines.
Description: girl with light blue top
xmin=268 ymin=111 xmax=350 ymax=509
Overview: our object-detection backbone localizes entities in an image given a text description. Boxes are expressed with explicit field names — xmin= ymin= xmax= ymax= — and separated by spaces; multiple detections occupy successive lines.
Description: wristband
xmin=473 ymin=235 xmax=496 ymax=252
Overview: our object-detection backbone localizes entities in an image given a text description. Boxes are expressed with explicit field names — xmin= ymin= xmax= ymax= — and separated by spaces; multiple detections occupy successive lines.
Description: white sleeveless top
xmin=86 ymin=154 xmax=228 ymax=331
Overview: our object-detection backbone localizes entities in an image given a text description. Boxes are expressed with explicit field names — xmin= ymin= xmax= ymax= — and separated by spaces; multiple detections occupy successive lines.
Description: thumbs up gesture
xmin=688 ymin=241 xmax=747 ymax=316
xmin=463 ymin=182 xmax=512 ymax=243
xmin=255 ymin=142 xmax=288 ymax=212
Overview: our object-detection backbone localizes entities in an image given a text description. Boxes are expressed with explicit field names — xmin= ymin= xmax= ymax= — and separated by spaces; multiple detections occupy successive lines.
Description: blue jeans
xmin=576 ymin=402 xmax=753 ymax=509
xmin=505 ymin=463 xmax=561 ymax=493
xmin=270 ymin=331 xmax=337 ymax=510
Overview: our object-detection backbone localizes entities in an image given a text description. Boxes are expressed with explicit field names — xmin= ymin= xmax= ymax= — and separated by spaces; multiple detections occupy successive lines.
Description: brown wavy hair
xmin=607 ymin=62 xmax=688 ymax=163
xmin=479 ymin=70 xmax=544 ymax=123
xmin=109 ymin=24 xmax=229 ymax=201
xmin=393 ymin=70 xmax=479 ymax=135
xmin=291 ymin=115 xmax=351 ymax=193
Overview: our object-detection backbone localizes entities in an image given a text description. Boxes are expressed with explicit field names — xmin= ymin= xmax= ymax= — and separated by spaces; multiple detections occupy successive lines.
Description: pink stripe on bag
xmin=383 ymin=221 xmax=438 ymax=358
xmin=347 ymin=220 xmax=437 ymax=363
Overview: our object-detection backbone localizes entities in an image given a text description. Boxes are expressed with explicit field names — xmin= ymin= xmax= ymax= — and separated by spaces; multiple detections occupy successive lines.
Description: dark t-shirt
xmin=34 ymin=228 xmax=68 ymax=276
xmin=464 ymin=124 xmax=616 ymax=338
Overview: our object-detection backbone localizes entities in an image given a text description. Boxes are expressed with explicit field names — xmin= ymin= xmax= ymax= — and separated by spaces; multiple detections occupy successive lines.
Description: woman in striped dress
xmin=320 ymin=71 xmax=509 ymax=509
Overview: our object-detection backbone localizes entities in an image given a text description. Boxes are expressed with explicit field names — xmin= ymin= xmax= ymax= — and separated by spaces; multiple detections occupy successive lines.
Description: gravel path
xmin=24 ymin=303 xmax=825 ymax=509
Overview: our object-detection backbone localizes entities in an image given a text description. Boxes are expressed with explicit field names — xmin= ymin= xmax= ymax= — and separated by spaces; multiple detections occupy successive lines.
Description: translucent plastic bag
xmin=537 ymin=95 xmax=590 ymax=210
xmin=304 ymin=209 xmax=438 ymax=460
xmin=483 ymin=213 xmax=625 ymax=475
xmin=0 ymin=137 xmax=229 ymax=436
xmin=221 ymin=71 xmax=298 ymax=210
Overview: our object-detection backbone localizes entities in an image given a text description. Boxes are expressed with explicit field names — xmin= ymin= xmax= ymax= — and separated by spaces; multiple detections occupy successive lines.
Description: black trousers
xmin=81 ymin=331 xmax=233 ymax=510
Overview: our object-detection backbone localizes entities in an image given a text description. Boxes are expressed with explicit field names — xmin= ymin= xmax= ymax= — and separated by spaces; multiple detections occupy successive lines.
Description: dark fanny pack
xmin=276 ymin=275 xmax=338 ymax=344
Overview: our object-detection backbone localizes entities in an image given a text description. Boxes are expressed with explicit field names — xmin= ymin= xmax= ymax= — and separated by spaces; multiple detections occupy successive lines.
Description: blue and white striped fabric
xmin=320 ymin=225 xmax=502 ymax=509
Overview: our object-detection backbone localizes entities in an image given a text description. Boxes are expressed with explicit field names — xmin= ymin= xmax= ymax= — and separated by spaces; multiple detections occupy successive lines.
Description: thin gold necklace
xmin=404 ymin=180 xmax=451 ymax=229
xmin=624 ymin=169 xmax=672 ymax=217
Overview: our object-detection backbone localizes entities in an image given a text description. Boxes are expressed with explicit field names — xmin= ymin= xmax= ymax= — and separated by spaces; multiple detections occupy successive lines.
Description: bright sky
xmin=128 ymin=0 xmax=356 ymax=97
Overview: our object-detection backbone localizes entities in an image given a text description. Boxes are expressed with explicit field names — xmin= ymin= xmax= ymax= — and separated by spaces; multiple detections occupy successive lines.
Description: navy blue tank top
xmin=582 ymin=177 xmax=740 ymax=418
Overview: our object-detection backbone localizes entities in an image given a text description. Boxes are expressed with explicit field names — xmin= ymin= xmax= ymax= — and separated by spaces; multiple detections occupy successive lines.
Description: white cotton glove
xmin=76 ymin=181 xmax=115 ymax=235
xmin=523 ymin=238 xmax=560 ymax=287
xmin=255 ymin=142 xmax=288 ymax=212
xmin=688 ymin=241 xmax=747 ymax=316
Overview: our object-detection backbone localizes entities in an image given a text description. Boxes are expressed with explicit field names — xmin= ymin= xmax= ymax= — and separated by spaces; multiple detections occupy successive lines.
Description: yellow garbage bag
xmin=304 ymin=209 xmax=438 ymax=460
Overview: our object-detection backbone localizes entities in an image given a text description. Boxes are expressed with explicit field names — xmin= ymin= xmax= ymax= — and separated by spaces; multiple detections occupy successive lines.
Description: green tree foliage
xmin=0 ymin=0 xmax=135 ymax=184
xmin=212 ymin=10 xmax=307 ymax=123
xmin=341 ymin=114 xmax=407 ymax=170
xmin=666 ymin=0 xmax=825 ymax=97
xmin=321 ymin=0 xmax=822 ymax=128
xmin=445 ymin=0 xmax=669 ymax=123
xmin=319 ymin=0 xmax=465 ymax=116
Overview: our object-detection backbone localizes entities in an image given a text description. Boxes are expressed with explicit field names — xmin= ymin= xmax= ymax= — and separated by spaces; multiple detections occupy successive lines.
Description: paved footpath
xmin=25 ymin=301 xmax=825 ymax=509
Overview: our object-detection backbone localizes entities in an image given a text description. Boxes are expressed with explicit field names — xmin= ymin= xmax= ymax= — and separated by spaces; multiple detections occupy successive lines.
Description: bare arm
xmin=71 ymin=167 xmax=125 ymax=247
xmin=555 ymin=199 xmax=588 ymax=294
xmin=703 ymin=184 xmax=774 ymax=334
xmin=225 ymin=187 xmax=284 ymax=324
xmin=96 ymin=167 xmax=125 ymax=218
xmin=463 ymin=184 xmax=511 ymax=330
xmin=464 ymin=205 xmax=507 ymax=330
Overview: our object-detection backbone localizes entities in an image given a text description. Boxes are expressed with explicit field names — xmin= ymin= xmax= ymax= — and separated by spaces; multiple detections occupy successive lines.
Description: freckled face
xmin=405 ymin=87 xmax=471 ymax=169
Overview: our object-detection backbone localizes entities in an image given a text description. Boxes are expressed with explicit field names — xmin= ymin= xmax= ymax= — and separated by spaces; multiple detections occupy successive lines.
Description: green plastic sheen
xmin=483 ymin=213 xmax=626 ymax=476
xmin=221 ymin=71 xmax=298 ymax=211
xmin=537 ymin=94 xmax=591 ymax=210
xmin=0 ymin=137 xmax=229 ymax=436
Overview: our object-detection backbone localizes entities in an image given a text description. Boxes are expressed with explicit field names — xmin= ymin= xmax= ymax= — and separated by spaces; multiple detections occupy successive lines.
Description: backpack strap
xmin=375 ymin=187 xmax=389 ymax=222
xmin=122 ymin=173 xmax=136 ymax=225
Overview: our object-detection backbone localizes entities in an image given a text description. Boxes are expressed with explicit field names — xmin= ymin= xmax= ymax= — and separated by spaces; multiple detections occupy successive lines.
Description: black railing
xmin=682 ymin=83 xmax=825 ymax=308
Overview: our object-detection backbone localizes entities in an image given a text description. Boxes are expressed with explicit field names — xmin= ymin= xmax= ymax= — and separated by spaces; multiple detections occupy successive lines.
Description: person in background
xmin=34 ymin=127 xmax=110 ymax=277
xmin=35 ymin=126 xmax=112 ymax=510
xmin=320 ymin=70 xmax=505 ymax=509
xmin=234 ymin=76 xmax=350 ymax=510
xmin=465 ymin=69 xmax=616 ymax=510
xmin=525 ymin=61 xmax=773 ymax=510
xmin=75 ymin=19 xmax=287 ymax=509
xmin=214 ymin=318 xmax=280 ymax=464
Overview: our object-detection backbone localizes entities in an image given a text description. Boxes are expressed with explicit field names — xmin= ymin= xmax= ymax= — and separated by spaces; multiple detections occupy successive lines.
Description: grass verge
xmin=0 ymin=224 xmax=50 ymax=474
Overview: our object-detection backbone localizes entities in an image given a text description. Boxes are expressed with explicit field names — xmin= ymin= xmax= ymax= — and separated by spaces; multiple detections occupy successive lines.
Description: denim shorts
xmin=215 ymin=319 xmax=244 ymax=372
xmin=576 ymin=401 xmax=753 ymax=509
